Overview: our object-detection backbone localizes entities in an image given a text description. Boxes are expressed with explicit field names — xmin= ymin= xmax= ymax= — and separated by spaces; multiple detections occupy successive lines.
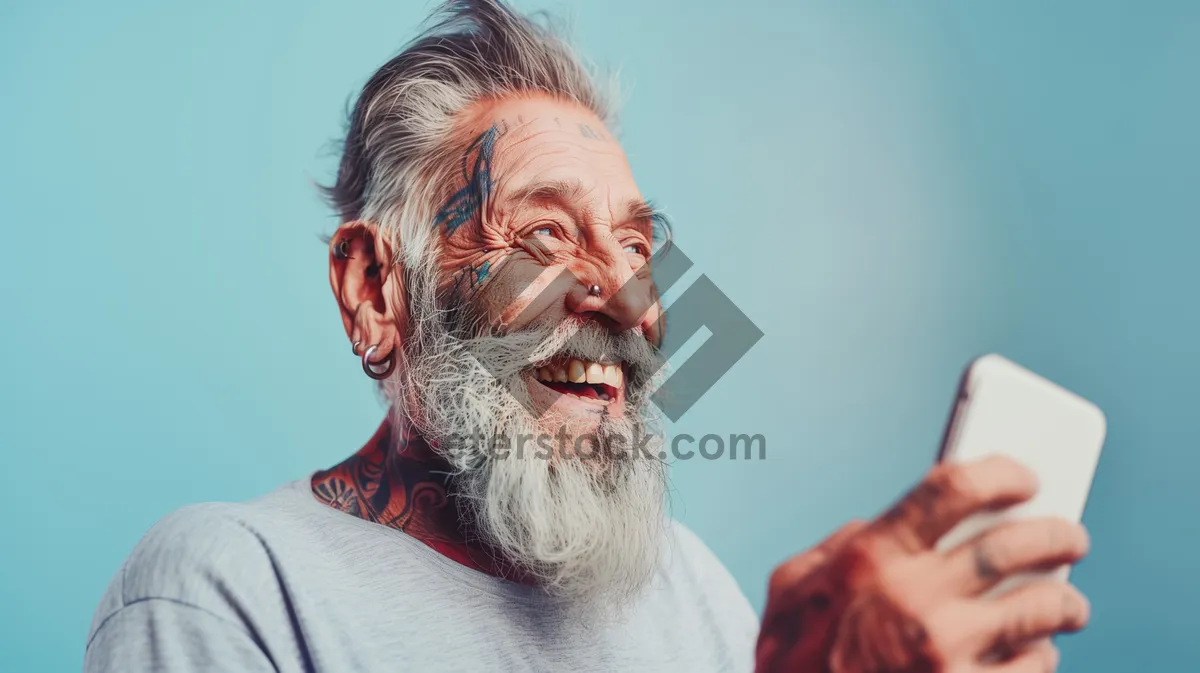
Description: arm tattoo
xmin=832 ymin=594 xmax=937 ymax=672
xmin=879 ymin=479 xmax=948 ymax=550
xmin=757 ymin=557 xmax=940 ymax=672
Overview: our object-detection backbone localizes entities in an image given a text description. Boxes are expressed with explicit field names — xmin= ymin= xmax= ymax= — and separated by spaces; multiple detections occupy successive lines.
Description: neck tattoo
xmin=310 ymin=419 xmax=529 ymax=581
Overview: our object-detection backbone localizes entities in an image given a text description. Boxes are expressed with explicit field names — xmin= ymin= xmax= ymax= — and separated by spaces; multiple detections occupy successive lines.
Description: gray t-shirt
xmin=84 ymin=478 xmax=760 ymax=672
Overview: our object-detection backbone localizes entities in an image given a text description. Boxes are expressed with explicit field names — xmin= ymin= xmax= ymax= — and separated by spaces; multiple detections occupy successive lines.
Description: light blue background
xmin=2 ymin=1 xmax=1196 ymax=670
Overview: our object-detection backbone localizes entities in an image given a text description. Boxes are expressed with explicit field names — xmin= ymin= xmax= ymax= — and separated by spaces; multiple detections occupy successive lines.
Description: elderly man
xmin=85 ymin=1 xmax=1092 ymax=671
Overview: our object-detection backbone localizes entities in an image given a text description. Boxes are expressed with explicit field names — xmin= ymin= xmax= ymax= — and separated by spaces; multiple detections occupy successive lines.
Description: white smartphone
xmin=934 ymin=354 xmax=1107 ymax=596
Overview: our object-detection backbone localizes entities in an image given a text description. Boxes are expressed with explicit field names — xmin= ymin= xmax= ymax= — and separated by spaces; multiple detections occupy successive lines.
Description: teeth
xmin=568 ymin=360 xmax=587 ymax=383
xmin=603 ymin=364 xmax=621 ymax=388
xmin=534 ymin=359 xmax=626 ymax=390
xmin=585 ymin=362 xmax=605 ymax=384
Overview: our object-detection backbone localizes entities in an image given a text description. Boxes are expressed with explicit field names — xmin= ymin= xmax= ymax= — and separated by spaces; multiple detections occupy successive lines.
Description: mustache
xmin=435 ymin=281 xmax=659 ymax=368
xmin=462 ymin=314 xmax=663 ymax=385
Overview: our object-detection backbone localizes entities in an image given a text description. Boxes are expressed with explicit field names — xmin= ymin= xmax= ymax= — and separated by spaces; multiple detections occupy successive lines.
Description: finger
xmin=983 ymin=582 xmax=1089 ymax=656
xmin=985 ymin=641 xmax=1060 ymax=673
xmin=873 ymin=456 xmax=1039 ymax=552
xmin=815 ymin=519 xmax=870 ymax=557
xmin=945 ymin=518 xmax=1090 ymax=595
xmin=769 ymin=520 xmax=868 ymax=591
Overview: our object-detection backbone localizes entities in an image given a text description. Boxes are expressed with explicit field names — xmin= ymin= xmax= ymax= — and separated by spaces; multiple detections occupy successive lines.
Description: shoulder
xmin=664 ymin=520 xmax=758 ymax=619
xmin=660 ymin=520 xmax=760 ymax=666
xmin=666 ymin=520 xmax=739 ymax=586
xmin=125 ymin=502 xmax=275 ymax=595
xmin=88 ymin=500 xmax=284 ymax=643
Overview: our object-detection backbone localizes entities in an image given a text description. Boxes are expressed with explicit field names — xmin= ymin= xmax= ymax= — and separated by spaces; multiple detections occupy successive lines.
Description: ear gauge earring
xmin=333 ymin=238 xmax=351 ymax=260
xmin=362 ymin=344 xmax=396 ymax=380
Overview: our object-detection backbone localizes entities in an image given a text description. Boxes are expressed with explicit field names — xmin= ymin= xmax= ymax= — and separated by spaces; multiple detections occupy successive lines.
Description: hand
xmin=756 ymin=456 xmax=1091 ymax=673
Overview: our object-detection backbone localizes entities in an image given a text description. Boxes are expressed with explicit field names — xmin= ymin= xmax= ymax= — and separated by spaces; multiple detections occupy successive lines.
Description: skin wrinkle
xmin=437 ymin=96 xmax=658 ymax=343
xmin=441 ymin=128 xmax=599 ymax=298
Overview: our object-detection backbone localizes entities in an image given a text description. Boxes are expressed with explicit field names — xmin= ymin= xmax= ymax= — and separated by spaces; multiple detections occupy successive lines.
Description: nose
xmin=564 ymin=235 xmax=662 ymax=343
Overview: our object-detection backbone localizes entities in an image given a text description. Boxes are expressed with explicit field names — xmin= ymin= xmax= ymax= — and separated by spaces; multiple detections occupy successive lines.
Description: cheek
xmin=475 ymin=255 xmax=580 ymax=330
xmin=437 ymin=242 xmax=506 ymax=303
xmin=439 ymin=239 xmax=491 ymax=278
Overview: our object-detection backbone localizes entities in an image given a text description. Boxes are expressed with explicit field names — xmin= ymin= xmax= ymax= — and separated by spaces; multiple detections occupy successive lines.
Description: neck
xmin=311 ymin=417 xmax=532 ymax=583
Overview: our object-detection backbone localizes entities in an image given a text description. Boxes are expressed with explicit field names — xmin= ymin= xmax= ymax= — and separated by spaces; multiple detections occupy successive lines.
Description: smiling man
xmin=85 ymin=2 xmax=1094 ymax=672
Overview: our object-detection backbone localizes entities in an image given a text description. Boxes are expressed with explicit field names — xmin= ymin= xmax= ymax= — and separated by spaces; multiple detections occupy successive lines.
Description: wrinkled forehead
xmin=452 ymin=95 xmax=643 ymax=211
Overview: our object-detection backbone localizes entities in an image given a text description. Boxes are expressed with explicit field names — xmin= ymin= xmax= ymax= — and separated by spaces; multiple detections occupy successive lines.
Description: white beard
xmin=383 ymin=267 xmax=668 ymax=612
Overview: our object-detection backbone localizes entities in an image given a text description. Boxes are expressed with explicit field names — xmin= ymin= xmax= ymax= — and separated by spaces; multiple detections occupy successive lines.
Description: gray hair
xmin=322 ymin=0 xmax=616 ymax=273
xmin=322 ymin=5 xmax=666 ymax=605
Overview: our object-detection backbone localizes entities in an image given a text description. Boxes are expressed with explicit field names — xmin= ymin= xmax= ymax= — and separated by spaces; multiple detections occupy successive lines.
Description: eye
xmin=522 ymin=221 xmax=576 ymax=250
xmin=526 ymin=221 xmax=560 ymax=238
xmin=621 ymin=235 xmax=652 ymax=258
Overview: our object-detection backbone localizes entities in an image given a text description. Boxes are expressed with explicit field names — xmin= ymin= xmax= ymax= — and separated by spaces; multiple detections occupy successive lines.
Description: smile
xmin=531 ymin=359 xmax=624 ymax=403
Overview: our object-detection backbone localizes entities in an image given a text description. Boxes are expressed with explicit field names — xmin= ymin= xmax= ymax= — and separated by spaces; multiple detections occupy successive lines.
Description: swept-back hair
xmin=322 ymin=0 xmax=615 ymax=273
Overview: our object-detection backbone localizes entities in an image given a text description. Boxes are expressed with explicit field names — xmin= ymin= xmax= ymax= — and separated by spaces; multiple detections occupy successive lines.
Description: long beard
xmin=383 ymin=266 xmax=669 ymax=611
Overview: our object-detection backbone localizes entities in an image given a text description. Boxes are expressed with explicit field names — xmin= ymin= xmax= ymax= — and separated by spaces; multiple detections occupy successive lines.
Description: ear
xmin=329 ymin=221 xmax=406 ymax=363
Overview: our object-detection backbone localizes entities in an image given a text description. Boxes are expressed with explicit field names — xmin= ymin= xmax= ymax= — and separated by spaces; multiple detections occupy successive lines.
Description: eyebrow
xmin=506 ymin=178 xmax=660 ymax=229
xmin=624 ymin=198 xmax=658 ymax=228
xmin=508 ymin=179 xmax=590 ymax=214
